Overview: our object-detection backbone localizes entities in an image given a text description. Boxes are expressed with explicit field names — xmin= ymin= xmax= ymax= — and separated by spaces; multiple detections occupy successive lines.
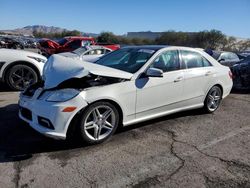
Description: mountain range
xmin=0 ymin=25 xmax=99 ymax=37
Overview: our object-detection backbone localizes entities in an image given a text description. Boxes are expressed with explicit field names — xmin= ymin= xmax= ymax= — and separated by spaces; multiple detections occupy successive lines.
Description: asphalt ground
xmin=0 ymin=83 xmax=249 ymax=188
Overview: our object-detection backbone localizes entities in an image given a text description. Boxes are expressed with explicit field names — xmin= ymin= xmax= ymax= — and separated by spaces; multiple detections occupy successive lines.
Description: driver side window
xmin=150 ymin=50 xmax=180 ymax=72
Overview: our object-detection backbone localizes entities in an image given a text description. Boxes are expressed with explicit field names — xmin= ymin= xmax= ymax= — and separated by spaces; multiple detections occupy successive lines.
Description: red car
xmin=39 ymin=36 xmax=120 ymax=57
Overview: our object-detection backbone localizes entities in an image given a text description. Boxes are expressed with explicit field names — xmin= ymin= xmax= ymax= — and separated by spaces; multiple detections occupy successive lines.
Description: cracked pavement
xmin=0 ymin=86 xmax=249 ymax=188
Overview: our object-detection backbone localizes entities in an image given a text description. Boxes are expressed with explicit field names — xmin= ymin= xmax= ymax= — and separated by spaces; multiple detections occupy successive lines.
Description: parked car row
xmin=0 ymin=36 xmax=38 ymax=49
xmin=39 ymin=36 xmax=120 ymax=57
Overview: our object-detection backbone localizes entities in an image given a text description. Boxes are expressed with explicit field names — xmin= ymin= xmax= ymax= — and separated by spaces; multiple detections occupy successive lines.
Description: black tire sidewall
xmin=6 ymin=64 xmax=38 ymax=91
xmin=79 ymin=101 xmax=120 ymax=145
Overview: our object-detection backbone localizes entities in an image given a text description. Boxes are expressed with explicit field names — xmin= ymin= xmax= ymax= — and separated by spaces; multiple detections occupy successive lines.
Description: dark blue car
xmin=232 ymin=56 xmax=250 ymax=87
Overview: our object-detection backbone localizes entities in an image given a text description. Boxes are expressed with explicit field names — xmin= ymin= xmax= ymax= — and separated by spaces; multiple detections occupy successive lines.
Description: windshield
xmin=95 ymin=48 xmax=156 ymax=73
xmin=73 ymin=46 xmax=88 ymax=55
xmin=57 ymin=38 xmax=68 ymax=46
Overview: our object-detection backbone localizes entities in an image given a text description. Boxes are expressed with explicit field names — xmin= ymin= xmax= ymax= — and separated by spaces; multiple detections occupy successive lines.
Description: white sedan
xmin=58 ymin=45 xmax=112 ymax=62
xmin=0 ymin=49 xmax=47 ymax=90
xmin=19 ymin=46 xmax=233 ymax=144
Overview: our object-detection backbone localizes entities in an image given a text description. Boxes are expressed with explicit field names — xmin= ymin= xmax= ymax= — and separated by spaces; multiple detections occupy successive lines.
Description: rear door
xmin=180 ymin=50 xmax=214 ymax=102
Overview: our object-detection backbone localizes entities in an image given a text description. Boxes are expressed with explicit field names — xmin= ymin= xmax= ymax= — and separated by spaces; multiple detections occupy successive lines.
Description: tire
xmin=79 ymin=101 xmax=120 ymax=145
xmin=6 ymin=64 xmax=39 ymax=91
xmin=203 ymin=86 xmax=222 ymax=113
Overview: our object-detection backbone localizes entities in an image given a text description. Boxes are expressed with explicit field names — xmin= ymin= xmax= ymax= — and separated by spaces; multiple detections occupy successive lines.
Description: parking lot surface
xmin=0 ymin=85 xmax=249 ymax=188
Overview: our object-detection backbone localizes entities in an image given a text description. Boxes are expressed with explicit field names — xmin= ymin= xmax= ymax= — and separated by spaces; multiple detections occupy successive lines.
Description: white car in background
xmin=19 ymin=46 xmax=233 ymax=145
xmin=0 ymin=49 xmax=47 ymax=90
xmin=58 ymin=45 xmax=112 ymax=62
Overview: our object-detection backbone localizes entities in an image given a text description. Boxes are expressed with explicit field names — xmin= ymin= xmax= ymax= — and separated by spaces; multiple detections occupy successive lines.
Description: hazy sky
xmin=1 ymin=0 xmax=250 ymax=38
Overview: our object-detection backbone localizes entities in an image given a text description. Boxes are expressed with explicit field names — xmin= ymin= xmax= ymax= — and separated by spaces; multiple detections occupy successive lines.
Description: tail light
xmin=229 ymin=70 xmax=233 ymax=79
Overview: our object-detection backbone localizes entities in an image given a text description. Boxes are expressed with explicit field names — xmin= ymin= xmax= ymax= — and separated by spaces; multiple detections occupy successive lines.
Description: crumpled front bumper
xmin=18 ymin=88 xmax=88 ymax=140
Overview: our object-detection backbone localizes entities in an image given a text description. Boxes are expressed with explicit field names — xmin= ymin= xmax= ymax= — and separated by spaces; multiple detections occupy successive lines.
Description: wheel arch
xmin=94 ymin=99 xmax=124 ymax=125
xmin=214 ymin=84 xmax=223 ymax=96
xmin=204 ymin=83 xmax=224 ymax=102
xmin=2 ymin=61 xmax=41 ymax=82
xmin=66 ymin=98 xmax=124 ymax=139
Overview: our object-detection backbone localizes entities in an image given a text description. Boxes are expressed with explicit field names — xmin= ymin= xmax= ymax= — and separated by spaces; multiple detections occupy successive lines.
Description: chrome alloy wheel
xmin=207 ymin=87 xmax=222 ymax=112
xmin=83 ymin=105 xmax=116 ymax=141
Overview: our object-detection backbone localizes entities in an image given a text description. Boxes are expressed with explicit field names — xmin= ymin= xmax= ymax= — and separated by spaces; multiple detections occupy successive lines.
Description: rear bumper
xmin=222 ymin=80 xmax=233 ymax=99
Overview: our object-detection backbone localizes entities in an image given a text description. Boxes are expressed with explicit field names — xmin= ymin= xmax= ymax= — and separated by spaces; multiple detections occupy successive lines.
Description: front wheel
xmin=203 ymin=86 xmax=222 ymax=113
xmin=6 ymin=64 xmax=39 ymax=91
xmin=79 ymin=101 xmax=119 ymax=145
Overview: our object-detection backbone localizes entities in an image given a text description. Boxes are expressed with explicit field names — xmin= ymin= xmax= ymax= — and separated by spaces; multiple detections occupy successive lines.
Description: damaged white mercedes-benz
xmin=19 ymin=46 xmax=233 ymax=144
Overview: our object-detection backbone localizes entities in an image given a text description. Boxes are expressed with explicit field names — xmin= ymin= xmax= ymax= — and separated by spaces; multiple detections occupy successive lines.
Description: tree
xmin=97 ymin=32 xmax=119 ymax=43
xmin=33 ymin=30 xmax=81 ymax=39
xmin=196 ymin=30 xmax=226 ymax=49
xmin=237 ymin=40 xmax=250 ymax=52
xmin=155 ymin=31 xmax=190 ymax=46
xmin=221 ymin=36 xmax=237 ymax=51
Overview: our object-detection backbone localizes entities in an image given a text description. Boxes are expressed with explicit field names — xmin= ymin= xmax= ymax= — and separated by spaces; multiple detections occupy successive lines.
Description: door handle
xmin=205 ymin=71 xmax=213 ymax=76
xmin=174 ymin=76 xmax=183 ymax=82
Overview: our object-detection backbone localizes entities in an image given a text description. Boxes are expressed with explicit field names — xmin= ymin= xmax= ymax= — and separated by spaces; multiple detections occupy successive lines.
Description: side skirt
xmin=123 ymin=103 xmax=204 ymax=126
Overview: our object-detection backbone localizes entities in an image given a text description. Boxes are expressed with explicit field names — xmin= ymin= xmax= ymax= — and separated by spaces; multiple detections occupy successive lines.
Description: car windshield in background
xmin=57 ymin=38 xmax=68 ymax=46
xmin=95 ymin=48 xmax=156 ymax=73
xmin=73 ymin=46 xmax=88 ymax=55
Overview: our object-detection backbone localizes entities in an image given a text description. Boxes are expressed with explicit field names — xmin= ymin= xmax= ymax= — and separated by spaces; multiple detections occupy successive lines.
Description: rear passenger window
xmin=229 ymin=53 xmax=239 ymax=61
xmin=86 ymin=49 xmax=105 ymax=55
xmin=181 ymin=50 xmax=212 ymax=68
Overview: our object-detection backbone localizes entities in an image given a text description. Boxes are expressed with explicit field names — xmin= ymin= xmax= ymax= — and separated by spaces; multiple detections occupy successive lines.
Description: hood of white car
xmin=0 ymin=49 xmax=47 ymax=60
xmin=43 ymin=54 xmax=133 ymax=89
xmin=58 ymin=52 xmax=80 ymax=59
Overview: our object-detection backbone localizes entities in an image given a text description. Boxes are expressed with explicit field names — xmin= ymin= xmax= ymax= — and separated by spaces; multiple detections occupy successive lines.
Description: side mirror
xmin=146 ymin=67 xmax=163 ymax=77
xmin=218 ymin=58 xmax=225 ymax=63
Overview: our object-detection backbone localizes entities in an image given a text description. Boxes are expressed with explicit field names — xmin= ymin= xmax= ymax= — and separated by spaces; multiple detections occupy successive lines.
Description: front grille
xmin=20 ymin=107 xmax=32 ymax=120
xmin=38 ymin=116 xmax=54 ymax=130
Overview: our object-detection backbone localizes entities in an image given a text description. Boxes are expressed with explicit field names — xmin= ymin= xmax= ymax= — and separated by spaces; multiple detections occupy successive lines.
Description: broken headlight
xmin=40 ymin=89 xmax=80 ymax=102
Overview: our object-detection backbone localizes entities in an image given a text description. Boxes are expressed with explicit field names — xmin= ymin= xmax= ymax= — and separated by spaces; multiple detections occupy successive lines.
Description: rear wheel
xmin=79 ymin=101 xmax=119 ymax=144
xmin=6 ymin=64 xmax=38 ymax=91
xmin=203 ymin=86 xmax=222 ymax=113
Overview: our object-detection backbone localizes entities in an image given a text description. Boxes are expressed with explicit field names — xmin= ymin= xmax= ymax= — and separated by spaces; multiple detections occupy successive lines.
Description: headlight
xmin=28 ymin=56 xmax=47 ymax=63
xmin=39 ymin=89 xmax=80 ymax=102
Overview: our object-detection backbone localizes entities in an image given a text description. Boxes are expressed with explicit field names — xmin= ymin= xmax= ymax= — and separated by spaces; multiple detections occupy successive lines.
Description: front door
xmin=136 ymin=50 xmax=184 ymax=119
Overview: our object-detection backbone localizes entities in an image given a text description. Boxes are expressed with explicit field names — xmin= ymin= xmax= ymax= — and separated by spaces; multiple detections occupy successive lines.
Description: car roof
xmin=64 ymin=36 xmax=94 ymax=39
xmin=122 ymin=45 xmax=169 ymax=50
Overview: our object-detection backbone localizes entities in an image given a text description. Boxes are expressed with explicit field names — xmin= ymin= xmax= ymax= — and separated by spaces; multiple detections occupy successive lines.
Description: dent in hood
xmin=43 ymin=54 xmax=133 ymax=89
